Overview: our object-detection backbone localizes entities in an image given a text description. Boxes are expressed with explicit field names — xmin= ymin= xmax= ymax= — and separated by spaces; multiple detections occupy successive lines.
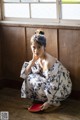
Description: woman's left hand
xmin=40 ymin=102 xmax=50 ymax=110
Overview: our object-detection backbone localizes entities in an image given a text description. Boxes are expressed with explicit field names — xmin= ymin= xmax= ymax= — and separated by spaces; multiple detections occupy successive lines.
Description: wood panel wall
xmin=0 ymin=28 xmax=2 ymax=79
xmin=0 ymin=25 xmax=80 ymax=93
xmin=1 ymin=27 xmax=58 ymax=80
xmin=1 ymin=26 xmax=26 ymax=80
xmin=0 ymin=1 xmax=1 ymax=20
xmin=59 ymin=29 xmax=80 ymax=91
xmin=0 ymin=27 xmax=3 ymax=89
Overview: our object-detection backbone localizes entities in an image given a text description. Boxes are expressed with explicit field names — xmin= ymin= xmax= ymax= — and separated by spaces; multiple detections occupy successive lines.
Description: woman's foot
xmin=40 ymin=102 xmax=50 ymax=110
xmin=40 ymin=101 xmax=61 ymax=111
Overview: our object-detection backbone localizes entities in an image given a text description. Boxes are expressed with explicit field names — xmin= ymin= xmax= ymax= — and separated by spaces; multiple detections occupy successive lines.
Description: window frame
xmin=1 ymin=0 xmax=60 ymax=23
xmin=1 ymin=0 xmax=80 ymax=25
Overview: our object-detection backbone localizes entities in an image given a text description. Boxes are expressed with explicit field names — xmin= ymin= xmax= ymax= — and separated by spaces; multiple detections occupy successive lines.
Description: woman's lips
xmin=35 ymin=53 xmax=39 ymax=56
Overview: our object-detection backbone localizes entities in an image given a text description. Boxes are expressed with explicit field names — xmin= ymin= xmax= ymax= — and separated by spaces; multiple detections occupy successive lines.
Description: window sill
xmin=0 ymin=20 xmax=80 ymax=29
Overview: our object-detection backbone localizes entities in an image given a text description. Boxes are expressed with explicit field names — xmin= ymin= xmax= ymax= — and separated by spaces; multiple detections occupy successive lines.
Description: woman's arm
xmin=25 ymin=53 xmax=39 ymax=75
xmin=25 ymin=59 xmax=35 ymax=75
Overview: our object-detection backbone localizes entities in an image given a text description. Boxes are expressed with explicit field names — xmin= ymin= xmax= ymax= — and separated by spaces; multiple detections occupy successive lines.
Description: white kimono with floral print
xmin=20 ymin=60 xmax=72 ymax=106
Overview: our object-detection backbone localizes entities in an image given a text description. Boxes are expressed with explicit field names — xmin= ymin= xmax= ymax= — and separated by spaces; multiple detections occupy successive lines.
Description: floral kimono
xmin=20 ymin=60 xmax=72 ymax=106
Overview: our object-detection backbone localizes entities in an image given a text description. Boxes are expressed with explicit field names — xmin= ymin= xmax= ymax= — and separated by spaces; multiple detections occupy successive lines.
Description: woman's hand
xmin=25 ymin=53 xmax=39 ymax=75
xmin=40 ymin=102 xmax=50 ymax=110
xmin=32 ymin=53 xmax=39 ymax=62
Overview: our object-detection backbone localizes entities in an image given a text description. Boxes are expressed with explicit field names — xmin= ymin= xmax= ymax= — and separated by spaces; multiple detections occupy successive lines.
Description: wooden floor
xmin=0 ymin=88 xmax=80 ymax=120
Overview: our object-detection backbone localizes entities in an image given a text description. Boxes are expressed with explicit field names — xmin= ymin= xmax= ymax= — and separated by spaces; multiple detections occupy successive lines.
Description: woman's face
xmin=31 ymin=41 xmax=45 ymax=58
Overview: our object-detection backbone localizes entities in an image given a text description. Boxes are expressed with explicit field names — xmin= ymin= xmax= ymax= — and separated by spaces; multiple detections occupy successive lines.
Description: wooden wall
xmin=0 ymin=1 xmax=1 ymax=20
xmin=0 ymin=1 xmax=1 ymax=79
xmin=1 ymin=26 xmax=58 ymax=80
xmin=59 ymin=29 xmax=80 ymax=91
xmin=1 ymin=26 xmax=26 ymax=80
xmin=0 ymin=28 xmax=2 ymax=79
xmin=0 ymin=24 xmax=80 ymax=93
xmin=0 ymin=26 xmax=3 ymax=89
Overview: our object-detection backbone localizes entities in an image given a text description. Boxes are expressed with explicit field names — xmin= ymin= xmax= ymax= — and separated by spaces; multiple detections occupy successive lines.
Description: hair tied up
xmin=39 ymin=31 xmax=44 ymax=35
xmin=35 ymin=29 xmax=45 ymax=35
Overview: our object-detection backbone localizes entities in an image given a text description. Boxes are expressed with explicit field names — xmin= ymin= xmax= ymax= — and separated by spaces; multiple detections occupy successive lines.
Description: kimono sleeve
xmin=20 ymin=62 xmax=29 ymax=79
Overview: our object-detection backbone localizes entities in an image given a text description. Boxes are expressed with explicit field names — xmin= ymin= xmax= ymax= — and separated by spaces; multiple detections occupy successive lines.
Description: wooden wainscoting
xmin=59 ymin=29 xmax=80 ymax=91
xmin=1 ymin=26 xmax=26 ymax=81
xmin=0 ymin=24 xmax=80 ymax=98
xmin=0 ymin=27 xmax=2 ymax=88
xmin=0 ymin=27 xmax=2 ymax=78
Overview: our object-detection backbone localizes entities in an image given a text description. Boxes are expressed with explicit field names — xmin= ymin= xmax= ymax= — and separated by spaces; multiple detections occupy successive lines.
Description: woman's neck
xmin=39 ymin=52 xmax=46 ymax=60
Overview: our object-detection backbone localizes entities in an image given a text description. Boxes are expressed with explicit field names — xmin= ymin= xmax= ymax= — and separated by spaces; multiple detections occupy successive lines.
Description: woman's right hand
xmin=32 ymin=53 xmax=39 ymax=62
xmin=25 ymin=53 xmax=38 ymax=75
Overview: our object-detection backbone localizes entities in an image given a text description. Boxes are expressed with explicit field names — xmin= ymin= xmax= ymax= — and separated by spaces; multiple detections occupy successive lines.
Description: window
xmin=1 ymin=0 xmax=80 ymax=24
xmin=31 ymin=4 xmax=56 ymax=19
xmin=2 ymin=0 xmax=58 ymax=23
xmin=62 ymin=0 xmax=80 ymax=20
xmin=4 ymin=4 xmax=30 ymax=18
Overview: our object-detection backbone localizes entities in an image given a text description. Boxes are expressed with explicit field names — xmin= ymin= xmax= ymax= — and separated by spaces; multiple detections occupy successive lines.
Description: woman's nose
xmin=34 ymin=48 xmax=38 ymax=52
xmin=35 ymin=49 xmax=39 ymax=55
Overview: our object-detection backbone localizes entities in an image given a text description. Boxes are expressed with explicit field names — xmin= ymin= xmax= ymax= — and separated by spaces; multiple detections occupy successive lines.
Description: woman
xmin=20 ymin=29 xmax=72 ymax=111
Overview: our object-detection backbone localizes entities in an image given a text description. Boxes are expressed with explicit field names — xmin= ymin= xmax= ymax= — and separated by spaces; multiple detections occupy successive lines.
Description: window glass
xmin=3 ymin=0 xmax=19 ymax=2
xmin=21 ymin=0 xmax=38 ymax=2
xmin=4 ymin=3 xmax=30 ymax=18
xmin=62 ymin=4 xmax=80 ymax=19
xmin=40 ymin=0 xmax=56 ymax=2
xmin=31 ymin=4 xmax=56 ymax=18
xmin=62 ymin=0 xmax=80 ymax=20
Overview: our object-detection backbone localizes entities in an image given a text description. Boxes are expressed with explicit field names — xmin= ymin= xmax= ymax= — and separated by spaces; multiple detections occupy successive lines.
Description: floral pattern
xmin=20 ymin=60 xmax=72 ymax=106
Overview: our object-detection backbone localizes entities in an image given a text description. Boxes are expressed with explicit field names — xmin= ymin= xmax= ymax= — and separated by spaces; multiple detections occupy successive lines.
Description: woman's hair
xmin=31 ymin=29 xmax=46 ymax=47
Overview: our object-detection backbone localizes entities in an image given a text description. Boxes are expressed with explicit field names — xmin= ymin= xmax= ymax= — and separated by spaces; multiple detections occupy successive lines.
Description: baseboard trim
xmin=0 ymin=79 xmax=23 ymax=89
xmin=0 ymin=79 xmax=5 ymax=89
xmin=70 ymin=90 xmax=80 ymax=100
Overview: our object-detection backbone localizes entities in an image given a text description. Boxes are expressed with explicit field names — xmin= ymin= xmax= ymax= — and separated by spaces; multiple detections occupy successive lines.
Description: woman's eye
xmin=33 ymin=46 xmax=35 ymax=49
xmin=38 ymin=46 xmax=41 ymax=49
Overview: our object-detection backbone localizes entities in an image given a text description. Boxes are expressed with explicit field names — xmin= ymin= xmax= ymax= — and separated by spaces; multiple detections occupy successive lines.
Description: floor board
xmin=0 ymin=88 xmax=80 ymax=120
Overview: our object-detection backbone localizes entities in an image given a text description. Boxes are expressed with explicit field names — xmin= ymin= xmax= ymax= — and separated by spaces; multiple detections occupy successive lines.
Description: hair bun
xmin=35 ymin=29 xmax=45 ymax=35
xmin=39 ymin=31 xmax=44 ymax=35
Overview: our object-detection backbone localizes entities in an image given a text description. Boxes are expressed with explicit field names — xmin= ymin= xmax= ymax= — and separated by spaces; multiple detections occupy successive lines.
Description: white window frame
xmin=60 ymin=1 xmax=80 ymax=25
xmin=0 ymin=0 xmax=80 ymax=25
xmin=1 ymin=0 xmax=60 ymax=23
